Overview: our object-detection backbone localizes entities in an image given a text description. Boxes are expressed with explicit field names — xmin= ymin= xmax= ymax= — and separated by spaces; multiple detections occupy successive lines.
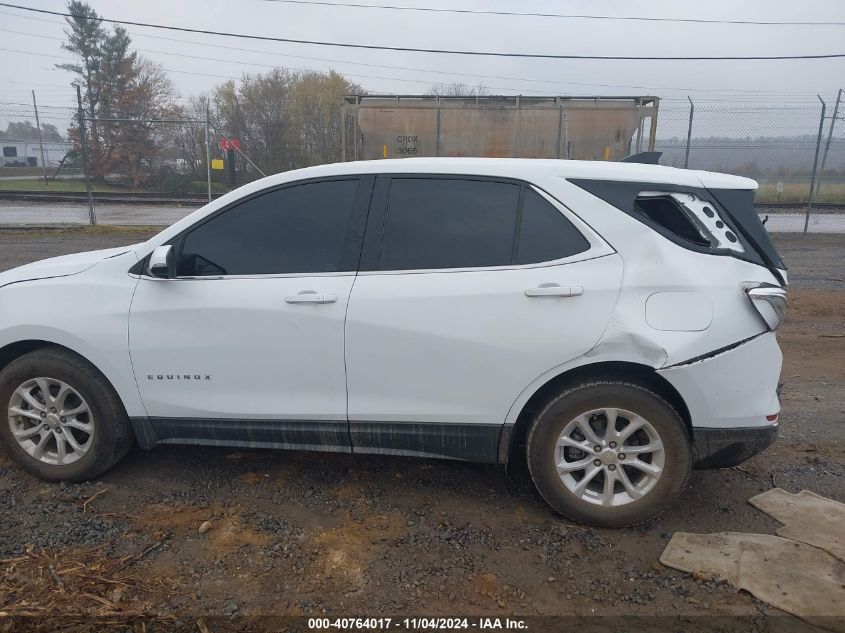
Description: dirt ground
xmin=0 ymin=228 xmax=842 ymax=628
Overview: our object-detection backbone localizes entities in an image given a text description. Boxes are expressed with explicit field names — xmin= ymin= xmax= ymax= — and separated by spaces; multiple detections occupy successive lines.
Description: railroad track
xmin=0 ymin=190 xmax=222 ymax=205
xmin=0 ymin=190 xmax=843 ymax=211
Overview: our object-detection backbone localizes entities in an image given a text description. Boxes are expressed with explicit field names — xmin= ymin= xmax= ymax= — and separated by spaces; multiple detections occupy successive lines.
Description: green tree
xmin=3 ymin=121 xmax=64 ymax=142
xmin=203 ymin=69 xmax=363 ymax=179
xmin=57 ymin=1 xmax=176 ymax=184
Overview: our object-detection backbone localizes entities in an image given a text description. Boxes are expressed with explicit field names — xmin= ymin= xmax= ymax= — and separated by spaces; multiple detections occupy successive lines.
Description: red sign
xmin=220 ymin=138 xmax=241 ymax=151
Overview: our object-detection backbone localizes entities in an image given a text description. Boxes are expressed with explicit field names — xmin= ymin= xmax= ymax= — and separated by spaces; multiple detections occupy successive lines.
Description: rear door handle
xmin=285 ymin=291 xmax=338 ymax=304
xmin=525 ymin=285 xmax=584 ymax=298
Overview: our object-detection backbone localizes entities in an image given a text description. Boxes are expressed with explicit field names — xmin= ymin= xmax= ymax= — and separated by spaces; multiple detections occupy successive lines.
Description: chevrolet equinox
xmin=0 ymin=158 xmax=787 ymax=527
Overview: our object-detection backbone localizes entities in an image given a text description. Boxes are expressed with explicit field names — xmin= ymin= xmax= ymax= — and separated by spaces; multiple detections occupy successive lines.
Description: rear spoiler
xmin=620 ymin=151 xmax=662 ymax=165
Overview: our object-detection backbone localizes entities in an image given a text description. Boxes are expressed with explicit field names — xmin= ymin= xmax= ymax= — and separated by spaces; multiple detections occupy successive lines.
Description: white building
xmin=0 ymin=138 xmax=74 ymax=168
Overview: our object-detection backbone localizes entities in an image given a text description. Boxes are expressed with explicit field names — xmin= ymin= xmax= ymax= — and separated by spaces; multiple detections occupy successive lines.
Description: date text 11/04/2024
xmin=307 ymin=618 xmax=528 ymax=630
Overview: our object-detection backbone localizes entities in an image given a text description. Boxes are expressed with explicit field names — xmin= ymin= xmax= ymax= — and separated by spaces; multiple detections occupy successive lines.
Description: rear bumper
xmin=691 ymin=423 xmax=778 ymax=469
xmin=658 ymin=331 xmax=782 ymax=430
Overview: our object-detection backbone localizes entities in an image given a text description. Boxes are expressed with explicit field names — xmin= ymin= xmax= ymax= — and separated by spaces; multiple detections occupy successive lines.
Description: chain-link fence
xmin=0 ymin=101 xmax=83 ymax=225
xmin=0 ymin=98 xmax=258 ymax=226
xmin=654 ymin=100 xmax=844 ymax=233
xmin=1 ymin=95 xmax=843 ymax=232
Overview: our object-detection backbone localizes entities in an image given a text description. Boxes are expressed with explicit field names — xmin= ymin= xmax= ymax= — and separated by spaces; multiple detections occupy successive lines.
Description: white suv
xmin=0 ymin=158 xmax=786 ymax=527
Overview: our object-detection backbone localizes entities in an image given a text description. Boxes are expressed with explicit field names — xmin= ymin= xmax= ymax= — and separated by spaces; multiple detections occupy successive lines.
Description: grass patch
xmin=0 ymin=225 xmax=164 ymax=237
xmin=0 ymin=166 xmax=80 ymax=178
xmin=0 ymin=179 xmax=128 ymax=193
xmin=754 ymin=181 xmax=845 ymax=204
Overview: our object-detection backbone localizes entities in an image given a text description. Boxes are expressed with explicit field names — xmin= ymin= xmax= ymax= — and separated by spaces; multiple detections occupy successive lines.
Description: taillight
xmin=745 ymin=283 xmax=787 ymax=330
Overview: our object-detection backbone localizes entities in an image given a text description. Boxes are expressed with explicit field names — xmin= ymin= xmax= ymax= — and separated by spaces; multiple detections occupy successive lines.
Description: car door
xmin=344 ymin=176 xmax=623 ymax=461
xmin=128 ymin=176 xmax=373 ymax=451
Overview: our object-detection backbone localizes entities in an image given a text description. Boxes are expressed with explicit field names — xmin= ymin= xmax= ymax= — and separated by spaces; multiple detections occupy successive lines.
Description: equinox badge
xmin=147 ymin=374 xmax=212 ymax=381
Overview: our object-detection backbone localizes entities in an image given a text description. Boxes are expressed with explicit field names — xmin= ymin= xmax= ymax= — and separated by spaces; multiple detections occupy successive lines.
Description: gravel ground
xmin=0 ymin=229 xmax=842 ymax=625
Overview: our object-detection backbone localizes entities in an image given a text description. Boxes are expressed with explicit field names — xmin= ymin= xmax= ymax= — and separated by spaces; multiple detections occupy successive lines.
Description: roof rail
xmin=620 ymin=151 xmax=662 ymax=165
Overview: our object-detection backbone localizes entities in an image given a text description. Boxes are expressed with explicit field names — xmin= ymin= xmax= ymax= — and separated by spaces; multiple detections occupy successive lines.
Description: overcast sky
xmin=1 ymin=0 xmax=844 ymax=112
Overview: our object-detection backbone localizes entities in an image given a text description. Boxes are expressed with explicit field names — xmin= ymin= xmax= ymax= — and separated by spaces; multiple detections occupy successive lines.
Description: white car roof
xmin=252 ymin=157 xmax=757 ymax=191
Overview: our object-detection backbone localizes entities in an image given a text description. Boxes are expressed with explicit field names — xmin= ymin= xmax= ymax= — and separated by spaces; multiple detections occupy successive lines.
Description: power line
xmin=1 ymin=27 xmax=829 ymax=99
xmin=0 ymin=31 xmax=525 ymax=93
xmin=0 ymin=15 xmax=837 ymax=100
xmin=2 ymin=14 xmax=835 ymax=98
xmin=0 ymin=43 xmax=836 ymax=106
xmin=1 ymin=2 xmax=843 ymax=60
xmin=0 ymin=45 xmax=528 ymax=95
xmin=2 ymin=43 xmax=834 ymax=104
xmin=260 ymin=0 xmax=845 ymax=27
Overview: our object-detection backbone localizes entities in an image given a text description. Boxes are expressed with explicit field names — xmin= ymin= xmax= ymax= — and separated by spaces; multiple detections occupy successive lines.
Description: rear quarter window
xmin=633 ymin=195 xmax=711 ymax=247
xmin=568 ymin=178 xmax=772 ymax=270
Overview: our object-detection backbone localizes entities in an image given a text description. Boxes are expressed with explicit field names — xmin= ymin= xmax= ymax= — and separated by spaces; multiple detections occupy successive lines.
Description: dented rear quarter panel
xmin=537 ymin=176 xmax=780 ymax=366
xmin=500 ymin=175 xmax=783 ymax=428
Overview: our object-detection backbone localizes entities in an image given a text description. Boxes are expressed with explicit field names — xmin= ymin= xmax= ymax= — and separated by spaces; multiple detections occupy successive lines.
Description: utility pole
xmin=205 ymin=103 xmax=212 ymax=203
xmin=816 ymin=88 xmax=842 ymax=196
xmin=31 ymin=91 xmax=48 ymax=186
xmin=76 ymin=85 xmax=96 ymax=225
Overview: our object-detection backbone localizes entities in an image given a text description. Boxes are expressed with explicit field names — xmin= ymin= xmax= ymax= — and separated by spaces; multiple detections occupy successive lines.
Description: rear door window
xmin=377 ymin=178 xmax=590 ymax=271
xmin=379 ymin=178 xmax=520 ymax=270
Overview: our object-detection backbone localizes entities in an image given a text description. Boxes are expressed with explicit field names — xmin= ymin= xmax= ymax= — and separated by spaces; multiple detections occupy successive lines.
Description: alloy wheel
xmin=7 ymin=377 xmax=95 ymax=466
xmin=555 ymin=407 xmax=665 ymax=507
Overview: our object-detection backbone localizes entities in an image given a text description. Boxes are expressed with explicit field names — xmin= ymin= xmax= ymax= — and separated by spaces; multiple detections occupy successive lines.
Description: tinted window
xmin=634 ymin=195 xmax=710 ymax=246
xmin=380 ymin=178 xmax=520 ymax=270
xmin=516 ymin=189 xmax=590 ymax=264
xmin=178 ymin=179 xmax=358 ymax=276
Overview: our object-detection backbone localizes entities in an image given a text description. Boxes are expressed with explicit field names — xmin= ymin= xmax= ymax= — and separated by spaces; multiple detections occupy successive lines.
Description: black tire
xmin=526 ymin=379 xmax=691 ymax=528
xmin=0 ymin=347 xmax=133 ymax=482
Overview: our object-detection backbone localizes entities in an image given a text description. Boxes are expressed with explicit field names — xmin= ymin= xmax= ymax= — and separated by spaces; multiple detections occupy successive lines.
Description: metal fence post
xmin=684 ymin=96 xmax=694 ymax=169
xmin=635 ymin=98 xmax=644 ymax=154
xmin=647 ymin=97 xmax=659 ymax=152
xmin=435 ymin=97 xmax=441 ymax=157
xmin=209 ymin=122 xmax=267 ymax=177
xmin=205 ymin=104 xmax=212 ymax=203
xmin=555 ymin=98 xmax=563 ymax=159
xmin=76 ymin=85 xmax=96 ymax=226
xmin=31 ymin=91 xmax=48 ymax=186
xmin=816 ymin=88 xmax=842 ymax=197
xmin=804 ymin=95 xmax=827 ymax=234
xmin=341 ymin=107 xmax=347 ymax=162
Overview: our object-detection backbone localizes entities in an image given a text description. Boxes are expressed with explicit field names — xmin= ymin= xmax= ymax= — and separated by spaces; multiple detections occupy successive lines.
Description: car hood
xmin=0 ymin=245 xmax=137 ymax=288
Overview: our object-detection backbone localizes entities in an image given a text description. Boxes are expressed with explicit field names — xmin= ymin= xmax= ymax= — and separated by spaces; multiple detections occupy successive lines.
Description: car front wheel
xmin=0 ymin=348 xmax=133 ymax=482
xmin=527 ymin=379 xmax=691 ymax=528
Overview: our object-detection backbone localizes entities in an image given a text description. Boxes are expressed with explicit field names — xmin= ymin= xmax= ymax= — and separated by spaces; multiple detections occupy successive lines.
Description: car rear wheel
xmin=0 ymin=348 xmax=133 ymax=482
xmin=527 ymin=379 xmax=691 ymax=528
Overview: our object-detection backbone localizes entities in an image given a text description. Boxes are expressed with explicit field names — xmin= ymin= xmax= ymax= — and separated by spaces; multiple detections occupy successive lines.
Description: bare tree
xmin=427 ymin=82 xmax=490 ymax=97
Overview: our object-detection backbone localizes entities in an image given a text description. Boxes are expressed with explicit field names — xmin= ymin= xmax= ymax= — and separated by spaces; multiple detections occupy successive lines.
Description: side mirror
xmin=147 ymin=245 xmax=175 ymax=279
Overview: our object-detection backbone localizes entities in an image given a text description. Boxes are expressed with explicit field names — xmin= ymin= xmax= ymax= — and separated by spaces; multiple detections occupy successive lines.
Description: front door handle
xmin=525 ymin=285 xmax=584 ymax=298
xmin=285 ymin=291 xmax=338 ymax=304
